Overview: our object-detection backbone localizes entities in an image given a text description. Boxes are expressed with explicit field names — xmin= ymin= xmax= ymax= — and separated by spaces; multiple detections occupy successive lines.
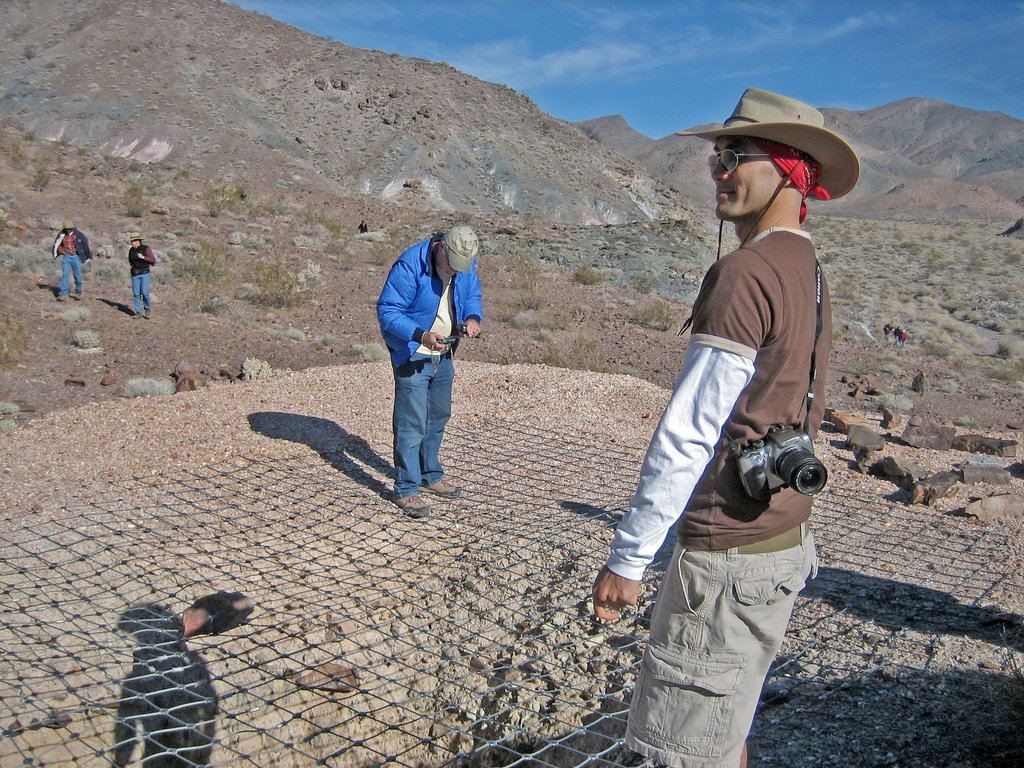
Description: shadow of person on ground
xmin=94 ymin=296 xmax=135 ymax=316
xmin=248 ymin=412 xmax=393 ymax=498
xmin=805 ymin=566 xmax=1023 ymax=653
xmin=113 ymin=592 xmax=254 ymax=767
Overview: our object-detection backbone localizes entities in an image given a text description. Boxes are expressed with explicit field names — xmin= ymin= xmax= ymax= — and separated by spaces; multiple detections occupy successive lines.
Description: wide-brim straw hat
xmin=677 ymin=88 xmax=860 ymax=199
xmin=127 ymin=231 xmax=142 ymax=242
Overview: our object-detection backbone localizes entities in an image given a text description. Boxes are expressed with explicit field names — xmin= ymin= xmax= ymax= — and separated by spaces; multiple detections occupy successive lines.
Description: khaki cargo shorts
xmin=626 ymin=531 xmax=817 ymax=768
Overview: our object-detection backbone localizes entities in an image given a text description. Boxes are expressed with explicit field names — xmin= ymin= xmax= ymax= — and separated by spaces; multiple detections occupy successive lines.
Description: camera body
xmin=735 ymin=425 xmax=828 ymax=501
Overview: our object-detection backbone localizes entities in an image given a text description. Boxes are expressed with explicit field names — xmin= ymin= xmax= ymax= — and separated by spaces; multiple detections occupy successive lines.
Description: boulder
xmin=951 ymin=434 xmax=1019 ymax=458
xmin=960 ymin=464 xmax=1011 ymax=485
xmin=869 ymin=456 xmax=928 ymax=490
xmin=901 ymin=417 xmax=956 ymax=450
xmin=910 ymin=471 xmax=960 ymax=505
xmin=829 ymin=411 xmax=872 ymax=435
xmin=964 ymin=494 xmax=1024 ymax=523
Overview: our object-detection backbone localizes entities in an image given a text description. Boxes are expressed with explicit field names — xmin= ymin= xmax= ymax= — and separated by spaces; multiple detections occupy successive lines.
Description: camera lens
xmin=776 ymin=450 xmax=828 ymax=495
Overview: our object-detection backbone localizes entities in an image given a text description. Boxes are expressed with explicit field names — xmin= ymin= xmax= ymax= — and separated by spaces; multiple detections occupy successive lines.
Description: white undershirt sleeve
xmin=605 ymin=342 xmax=755 ymax=581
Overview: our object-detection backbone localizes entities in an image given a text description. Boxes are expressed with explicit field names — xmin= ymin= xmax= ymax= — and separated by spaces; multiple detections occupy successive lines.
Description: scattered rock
xmin=869 ymin=456 xmax=928 ymax=490
xmin=910 ymin=471 xmax=960 ymax=505
xmin=964 ymin=493 xmax=1024 ymax=522
xmin=100 ymin=374 xmax=118 ymax=387
xmin=63 ymin=378 xmax=86 ymax=387
xmin=846 ymin=425 xmax=886 ymax=452
xmin=901 ymin=417 xmax=956 ymax=450
xmin=829 ymin=411 xmax=872 ymax=435
xmin=879 ymin=407 xmax=900 ymax=429
xmin=284 ymin=662 xmax=358 ymax=693
xmin=960 ymin=463 xmax=1011 ymax=485
xmin=950 ymin=434 xmax=1019 ymax=458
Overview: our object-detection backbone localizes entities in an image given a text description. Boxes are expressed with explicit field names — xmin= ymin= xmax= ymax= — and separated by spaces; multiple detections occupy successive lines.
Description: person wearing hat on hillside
xmin=591 ymin=88 xmax=859 ymax=767
xmin=127 ymin=232 xmax=157 ymax=319
xmin=377 ymin=225 xmax=483 ymax=518
xmin=51 ymin=219 xmax=92 ymax=301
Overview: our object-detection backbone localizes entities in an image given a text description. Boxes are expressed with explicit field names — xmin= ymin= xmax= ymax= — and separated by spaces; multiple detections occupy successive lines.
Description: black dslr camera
xmin=735 ymin=425 xmax=827 ymax=501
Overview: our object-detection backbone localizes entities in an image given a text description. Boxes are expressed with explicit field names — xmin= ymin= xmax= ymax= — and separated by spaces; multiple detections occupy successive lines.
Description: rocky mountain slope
xmin=576 ymin=100 xmax=1024 ymax=219
xmin=0 ymin=0 xmax=685 ymax=225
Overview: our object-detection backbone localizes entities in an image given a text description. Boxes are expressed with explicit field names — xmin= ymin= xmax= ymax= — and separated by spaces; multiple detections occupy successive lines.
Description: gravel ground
xmin=1 ymin=361 xmax=1022 ymax=768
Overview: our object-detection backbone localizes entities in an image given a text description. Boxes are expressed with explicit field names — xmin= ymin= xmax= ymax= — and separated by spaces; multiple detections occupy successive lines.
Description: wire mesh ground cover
xmin=1 ymin=416 xmax=1021 ymax=768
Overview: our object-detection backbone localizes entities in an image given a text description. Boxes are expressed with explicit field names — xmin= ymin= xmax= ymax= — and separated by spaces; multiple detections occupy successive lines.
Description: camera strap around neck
xmin=803 ymin=260 xmax=823 ymax=434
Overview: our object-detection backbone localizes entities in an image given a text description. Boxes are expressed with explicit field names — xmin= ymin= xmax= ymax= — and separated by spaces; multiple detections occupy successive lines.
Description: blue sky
xmin=230 ymin=1 xmax=1024 ymax=139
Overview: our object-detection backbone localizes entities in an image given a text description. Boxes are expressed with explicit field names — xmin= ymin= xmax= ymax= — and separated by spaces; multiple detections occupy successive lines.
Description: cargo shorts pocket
xmin=731 ymin=564 xmax=807 ymax=607
xmin=628 ymin=641 xmax=746 ymax=759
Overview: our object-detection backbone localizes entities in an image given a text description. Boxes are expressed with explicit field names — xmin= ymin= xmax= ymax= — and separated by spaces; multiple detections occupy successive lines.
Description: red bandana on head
xmin=751 ymin=137 xmax=829 ymax=222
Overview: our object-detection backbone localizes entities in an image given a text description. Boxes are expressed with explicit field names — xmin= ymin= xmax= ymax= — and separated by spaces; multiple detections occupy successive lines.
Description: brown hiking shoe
xmin=394 ymin=494 xmax=430 ymax=518
xmin=422 ymin=479 xmax=461 ymax=498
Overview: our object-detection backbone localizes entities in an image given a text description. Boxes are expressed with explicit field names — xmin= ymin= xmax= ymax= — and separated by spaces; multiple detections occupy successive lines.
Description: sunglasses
xmin=707 ymin=148 xmax=772 ymax=172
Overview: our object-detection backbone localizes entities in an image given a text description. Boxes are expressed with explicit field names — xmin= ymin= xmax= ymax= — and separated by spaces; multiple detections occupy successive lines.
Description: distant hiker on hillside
xmin=127 ymin=232 xmax=157 ymax=319
xmin=51 ymin=219 xmax=92 ymax=301
xmin=591 ymin=88 xmax=859 ymax=768
xmin=358 ymin=219 xmax=369 ymax=234
xmin=883 ymin=322 xmax=893 ymax=340
xmin=898 ymin=328 xmax=908 ymax=347
xmin=376 ymin=226 xmax=483 ymax=519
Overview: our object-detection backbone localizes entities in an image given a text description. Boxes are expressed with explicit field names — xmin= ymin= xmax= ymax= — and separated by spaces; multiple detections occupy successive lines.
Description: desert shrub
xmin=311 ymin=334 xmax=337 ymax=350
xmin=242 ymin=357 xmax=273 ymax=382
xmin=509 ymin=312 xmax=539 ymax=330
xmin=0 ymin=243 xmax=48 ymax=276
xmin=88 ymin=259 xmax=122 ymax=281
xmin=228 ymin=231 xmax=266 ymax=249
xmin=530 ymin=336 xmax=608 ymax=373
xmin=59 ymin=307 xmax=91 ymax=322
xmin=573 ymin=265 xmax=604 ymax=285
xmin=174 ymin=243 xmax=229 ymax=314
xmin=281 ymin=327 xmax=306 ymax=342
xmin=508 ymin=248 xmax=543 ymax=309
xmin=635 ymin=298 xmax=675 ymax=331
xmin=293 ymin=234 xmax=319 ymax=249
xmin=246 ymin=259 xmax=312 ymax=309
xmin=72 ymin=330 xmax=100 ymax=349
xmin=874 ymin=391 xmax=913 ymax=413
xmin=880 ymin=362 xmax=902 ymax=377
xmin=0 ymin=402 xmax=19 ymax=415
xmin=201 ymin=183 xmax=247 ymax=217
xmin=122 ymin=181 xmax=147 ymax=218
xmin=348 ymin=342 xmax=388 ymax=362
xmin=122 ymin=377 xmax=175 ymax=398
xmin=30 ymin=166 xmax=50 ymax=191
xmin=8 ymin=141 xmax=27 ymax=170
xmin=936 ymin=379 xmax=960 ymax=394
xmin=0 ymin=318 xmax=26 ymax=365
xmin=630 ymin=272 xmax=657 ymax=295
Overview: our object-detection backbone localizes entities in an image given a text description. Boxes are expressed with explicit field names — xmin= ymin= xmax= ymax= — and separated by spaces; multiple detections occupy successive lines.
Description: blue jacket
xmin=52 ymin=229 xmax=92 ymax=261
xmin=377 ymin=236 xmax=483 ymax=366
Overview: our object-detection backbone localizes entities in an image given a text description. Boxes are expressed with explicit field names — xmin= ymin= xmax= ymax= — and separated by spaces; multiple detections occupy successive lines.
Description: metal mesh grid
xmin=1 ymin=416 xmax=1021 ymax=767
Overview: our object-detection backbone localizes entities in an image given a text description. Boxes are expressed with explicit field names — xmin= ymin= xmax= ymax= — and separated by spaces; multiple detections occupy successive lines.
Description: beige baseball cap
xmin=444 ymin=226 xmax=479 ymax=273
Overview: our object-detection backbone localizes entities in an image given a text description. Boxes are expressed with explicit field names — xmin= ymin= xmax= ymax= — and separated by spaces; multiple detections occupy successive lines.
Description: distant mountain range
xmin=1 ymin=0 xmax=1021 ymax=223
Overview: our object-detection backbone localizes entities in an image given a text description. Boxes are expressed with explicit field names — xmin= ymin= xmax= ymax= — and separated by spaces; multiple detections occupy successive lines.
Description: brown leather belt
xmin=727 ymin=523 xmax=806 ymax=555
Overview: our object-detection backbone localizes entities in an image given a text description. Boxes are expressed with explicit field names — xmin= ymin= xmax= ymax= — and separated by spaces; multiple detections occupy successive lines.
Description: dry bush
xmin=507 ymin=248 xmax=544 ymax=310
xmin=634 ymin=297 xmax=676 ymax=331
xmin=122 ymin=377 xmax=175 ymax=398
xmin=0 ymin=317 xmax=26 ymax=365
xmin=246 ymin=259 xmax=313 ymax=309
xmin=122 ymin=181 xmax=147 ymax=218
xmin=173 ymin=243 xmax=230 ymax=314
xmin=572 ymin=265 xmax=604 ymax=285
xmin=72 ymin=330 xmax=100 ymax=349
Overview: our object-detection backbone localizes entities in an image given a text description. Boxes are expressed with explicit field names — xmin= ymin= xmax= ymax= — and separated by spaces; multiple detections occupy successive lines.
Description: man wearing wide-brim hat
xmin=593 ymin=88 xmax=860 ymax=768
